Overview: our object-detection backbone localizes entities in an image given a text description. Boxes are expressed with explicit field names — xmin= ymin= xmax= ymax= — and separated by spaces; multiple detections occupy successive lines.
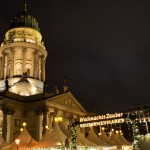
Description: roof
xmin=58 ymin=122 xmax=71 ymax=138
xmin=109 ymin=132 xmax=124 ymax=146
xmin=9 ymin=4 xmax=40 ymax=32
xmin=3 ymin=126 xmax=37 ymax=150
xmin=87 ymin=128 xmax=109 ymax=146
xmin=76 ymin=128 xmax=96 ymax=146
xmin=99 ymin=131 xmax=115 ymax=146
xmin=33 ymin=122 xmax=67 ymax=148
xmin=0 ymin=136 xmax=7 ymax=149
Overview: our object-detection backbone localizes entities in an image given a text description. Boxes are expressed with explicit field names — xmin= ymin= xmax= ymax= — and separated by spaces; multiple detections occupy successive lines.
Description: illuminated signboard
xmin=80 ymin=113 xmax=124 ymax=127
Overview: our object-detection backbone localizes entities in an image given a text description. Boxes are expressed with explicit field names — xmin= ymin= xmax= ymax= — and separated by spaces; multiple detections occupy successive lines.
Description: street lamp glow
xmin=15 ymin=138 xmax=20 ymax=145
xmin=22 ymin=122 xmax=27 ymax=127
xmin=54 ymin=117 xmax=63 ymax=122
xmin=15 ymin=138 xmax=20 ymax=150
xmin=45 ymin=125 xmax=49 ymax=129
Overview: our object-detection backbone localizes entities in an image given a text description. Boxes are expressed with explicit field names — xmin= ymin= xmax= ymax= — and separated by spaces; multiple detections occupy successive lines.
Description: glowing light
xmin=45 ymin=125 xmax=49 ymax=129
xmin=111 ymin=128 xmax=114 ymax=132
xmin=15 ymin=138 xmax=20 ymax=145
xmin=20 ymin=128 xmax=23 ymax=132
xmin=116 ymin=130 xmax=119 ymax=134
xmin=80 ymin=118 xmax=124 ymax=127
xmin=98 ymin=132 xmax=101 ymax=136
xmin=22 ymin=122 xmax=27 ymax=127
xmin=54 ymin=117 xmax=63 ymax=122
xmin=102 ymin=127 xmax=105 ymax=131
xmin=80 ymin=112 xmax=123 ymax=123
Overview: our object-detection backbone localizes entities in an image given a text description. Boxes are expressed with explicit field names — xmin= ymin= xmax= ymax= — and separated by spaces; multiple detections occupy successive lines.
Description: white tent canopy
xmin=87 ymin=128 xmax=109 ymax=146
xmin=118 ymin=134 xmax=131 ymax=146
xmin=33 ymin=122 xmax=67 ymax=148
xmin=76 ymin=128 xmax=96 ymax=147
xmin=99 ymin=131 xmax=115 ymax=146
xmin=109 ymin=131 xmax=124 ymax=147
xmin=58 ymin=122 xmax=71 ymax=138
xmin=0 ymin=136 xmax=7 ymax=149
xmin=3 ymin=126 xmax=37 ymax=150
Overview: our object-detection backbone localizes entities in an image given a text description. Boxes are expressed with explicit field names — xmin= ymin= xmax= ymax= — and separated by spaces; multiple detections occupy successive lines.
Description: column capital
xmin=1 ymin=105 xmax=15 ymax=115
xmin=10 ymin=47 xmax=15 ymax=52
xmin=35 ymin=109 xmax=43 ymax=116
xmin=2 ymin=51 xmax=6 ymax=56
xmin=22 ymin=47 xmax=27 ymax=51
xmin=33 ymin=49 xmax=38 ymax=55
xmin=35 ymin=106 xmax=49 ymax=116
xmin=40 ymin=55 xmax=45 ymax=59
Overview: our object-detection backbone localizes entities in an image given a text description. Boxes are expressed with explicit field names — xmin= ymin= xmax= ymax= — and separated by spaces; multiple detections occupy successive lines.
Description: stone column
xmin=7 ymin=112 xmax=14 ymax=143
xmin=22 ymin=48 xmax=27 ymax=73
xmin=5 ymin=54 xmax=8 ymax=78
xmin=33 ymin=50 xmax=39 ymax=79
xmin=41 ymin=56 xmax=45 ymax=81
xmin=10 ymin=48 xmax=15 ymax=77
xmin=49 ymin=108 xmax=55 ymax=130
xmin=42 ymin=107 xmax=49 ymax=136
xmin=2 ymin=106 xmax=15 ymax=143
xmin=2 ymin=112 xmax=7 ymax=141
xmin=2 ymin=52 xmax=6 ymax=79
xmin=35 ymin=110 xmax=43 ymax=141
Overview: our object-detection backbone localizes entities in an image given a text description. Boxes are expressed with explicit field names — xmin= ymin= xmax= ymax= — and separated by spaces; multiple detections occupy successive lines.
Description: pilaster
xmin=10 ymin=48 xmax=15 ymax=77
xmin=41 ymin=56 xmax=45 ymax=81
xmin=2 ymin=52 xmax=6 ymax=79
xmin=33 ymin=50 xmax=39 ymax=79
xmin=22 ymin=47 xmax=27 ymax=73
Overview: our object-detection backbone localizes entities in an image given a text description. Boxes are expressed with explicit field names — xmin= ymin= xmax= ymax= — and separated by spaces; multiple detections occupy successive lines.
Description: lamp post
xmin=15 ymin=138 xmax=20 ymax=150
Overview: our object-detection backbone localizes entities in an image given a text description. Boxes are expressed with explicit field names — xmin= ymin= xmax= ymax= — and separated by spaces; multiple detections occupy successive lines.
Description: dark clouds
xmin=1 ymin=1 xmax=150 ymax=113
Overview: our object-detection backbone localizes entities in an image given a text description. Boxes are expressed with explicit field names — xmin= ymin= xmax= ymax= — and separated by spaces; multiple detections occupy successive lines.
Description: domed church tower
xmin=0 ymin=3 xmax=87 ymax=144
xmin=0 ymin=4 xmax=47 ymax=96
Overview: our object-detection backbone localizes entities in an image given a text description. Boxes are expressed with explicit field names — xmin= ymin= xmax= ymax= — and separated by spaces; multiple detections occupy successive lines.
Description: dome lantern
xmin=9 ymin=3 xmax=40 ymax=32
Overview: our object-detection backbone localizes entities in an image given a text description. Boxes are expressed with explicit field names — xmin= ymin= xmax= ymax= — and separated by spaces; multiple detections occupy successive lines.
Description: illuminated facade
xmin=0 ymin=5 xmax=46 ymax=96
xmin=0 ymin=5 xmax=87 ymax=143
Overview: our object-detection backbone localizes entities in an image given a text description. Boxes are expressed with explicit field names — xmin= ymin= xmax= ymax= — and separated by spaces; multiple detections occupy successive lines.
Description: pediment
xmin=45 ymin=92 xmax=87 ymax=116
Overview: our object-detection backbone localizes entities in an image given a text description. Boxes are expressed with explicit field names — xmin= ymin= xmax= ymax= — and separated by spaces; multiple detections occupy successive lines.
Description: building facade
xmin=0 ymin=5 xmax=87 ymax=143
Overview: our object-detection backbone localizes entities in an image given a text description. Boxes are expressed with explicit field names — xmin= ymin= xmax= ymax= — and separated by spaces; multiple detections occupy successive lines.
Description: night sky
xmin=1 ymin=1 xmax=150 ymax=114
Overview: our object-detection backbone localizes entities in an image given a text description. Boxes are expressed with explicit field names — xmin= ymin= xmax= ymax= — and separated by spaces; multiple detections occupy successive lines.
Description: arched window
xmin=15 ymin=63 xmax=22 ymax=75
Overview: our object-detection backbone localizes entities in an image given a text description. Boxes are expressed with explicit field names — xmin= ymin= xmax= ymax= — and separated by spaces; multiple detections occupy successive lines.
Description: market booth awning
xmin=0 ymin=136 xmax=7 ymax=149
xmin=58 ymin=122 xmax=71 ymax=138
xmin=32 ymin=122 xmax=67 ymax=148
xmin=99 ymin=130 xmax=115 ymax=146
xmin=118 ymin=134 xmax=131 ymax=146
xmin=87 ymin=128 xmax=109 ymax=146
xmin=76 ymin=128 xmax=96 ymax=147
xmin=3 ymin=124 xmax=37 ymax=150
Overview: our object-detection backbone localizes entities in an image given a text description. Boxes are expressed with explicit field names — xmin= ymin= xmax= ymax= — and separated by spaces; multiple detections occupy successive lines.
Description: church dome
xmin=9 ymin=6 xmax=40 ymax=32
